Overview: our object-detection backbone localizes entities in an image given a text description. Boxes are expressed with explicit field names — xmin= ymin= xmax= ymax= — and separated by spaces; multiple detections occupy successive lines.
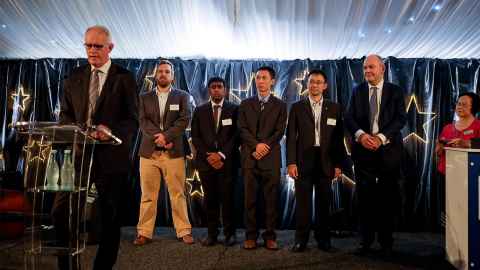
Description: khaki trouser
xmin=137 ymin=151 xmax=191 ymax=238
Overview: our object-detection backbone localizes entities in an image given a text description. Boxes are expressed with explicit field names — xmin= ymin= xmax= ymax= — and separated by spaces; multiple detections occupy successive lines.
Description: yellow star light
xmin=11 ymin=85 xmax=31 ymax=112
xmin=293 ymin=68 xmax=309 ymax=96
xmin=402 ymin=95 xmax=437 ymax=144
xmin=143 ymin=66 xmax=157 ymax=92
xmin=23 ymin=140 xmax=52 ymax=163
xmin=186 ymin=170 xmax=204 ymax=198
xmin=229 ymin=72 xmax=255 ymax=104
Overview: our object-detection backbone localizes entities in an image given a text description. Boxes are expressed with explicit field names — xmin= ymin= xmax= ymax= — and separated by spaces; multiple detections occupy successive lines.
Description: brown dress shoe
xmin=181 ymin=234 xmax=195 ymax=244
xmin=265 ymin=239 xmax=278 ymax=250
xmin=243 ymin=239 xmax=257 ymax=249
xmin=133 ymin=235 xmax=151 ymax=246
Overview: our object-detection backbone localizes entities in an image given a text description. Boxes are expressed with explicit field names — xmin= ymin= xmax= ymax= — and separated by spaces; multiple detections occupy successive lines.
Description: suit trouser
xmin=52 ymin=173 xmax=126 ymax=270
xmin=137 ymin=151 xmax=191 ymax=238
xmin=243 ymin=167 xmax=279 ymax=241
xmin=294 ymin=163 xmax=332 ymax=244
xmin=354 ymin=148 xmax=399 ymax=249
xmin=199 ymin=168 xmax=235 ymax=238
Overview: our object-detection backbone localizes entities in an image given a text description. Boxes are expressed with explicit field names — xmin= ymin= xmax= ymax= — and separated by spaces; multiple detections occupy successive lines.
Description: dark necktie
xmin=260 ymin=99 xmax=266 ymax=111
xmin=369 ymin=86 xmax=378 ymax=133
xmin=88 ymin=69 xmax=100 ymax=126
xmin=213 ymin=104 xmax=220 ymax=131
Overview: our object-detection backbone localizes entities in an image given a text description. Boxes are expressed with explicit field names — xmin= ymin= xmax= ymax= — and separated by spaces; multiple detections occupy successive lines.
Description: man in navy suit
xmin=55 ymin=25 xmax=138 ymax=270
xmin=286 ymin=69 xmax=346 ymax=252
xmin=191 ymin=77 xmax=239 ymax=246
xmin=345 ymin=54 xmax=406 ymax=256
xmin=238 ymin=66 xmax=287 ymax=250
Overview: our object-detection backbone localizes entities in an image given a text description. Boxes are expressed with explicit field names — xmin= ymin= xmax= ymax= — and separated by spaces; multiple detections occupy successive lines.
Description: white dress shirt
xmin=90 ymin=59 xmax=111 ymax=95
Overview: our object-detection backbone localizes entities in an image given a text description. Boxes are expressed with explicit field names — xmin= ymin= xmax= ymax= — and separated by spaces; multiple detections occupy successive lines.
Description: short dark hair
xmin=207 ymin=77 xmax=226 ymax=88
xmin=157 ymin=59 xmax=174 ymax=71
xmin=306 ymin=69 xmax=328 ymax=82
xmin=459 ymin=92 xmax=480 ymax=115
xmin=256 ymin=66 xmax=276 ymax=79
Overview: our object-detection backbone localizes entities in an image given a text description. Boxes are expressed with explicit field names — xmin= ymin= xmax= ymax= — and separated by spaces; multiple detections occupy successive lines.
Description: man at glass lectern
xmin=52 ymin=25 xmax=138 ymax=270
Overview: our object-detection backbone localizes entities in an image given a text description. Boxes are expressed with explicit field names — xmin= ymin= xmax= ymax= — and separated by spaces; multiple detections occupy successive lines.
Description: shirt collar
xmin=308 ymin=95 xmax=323 ymax=106
xmin=258 ymin=94 xmax=271 ymax=103
xmin=368 ymin=79 xmax=384 ymax=90
xmin=156 ymin=86 xmax=171 ymax=96
xmin=91 ymin=59 xmax=111 ymax=74
xmin=211 ymin=98 xmax=224 ymax=108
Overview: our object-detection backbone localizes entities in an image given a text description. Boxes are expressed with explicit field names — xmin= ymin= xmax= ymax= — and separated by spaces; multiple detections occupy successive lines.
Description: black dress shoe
xmin=354 ymin=245 xmax=372 ymax=256
xmin=379 ymin=246 xmax=393 ymax=257
xmin=201 ymin=237 xmax=217 ymax=246
xmin=224 ymin=235 xmax=236 ymax=246
xmin=317 ymin=239 xmax=332 ymax=252
xmin=289 ymin=242 xmax=307 ymax=252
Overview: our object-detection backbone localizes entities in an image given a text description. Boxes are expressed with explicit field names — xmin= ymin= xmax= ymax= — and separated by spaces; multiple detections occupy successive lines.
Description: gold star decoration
xmin=11 ymin=85 xmax=31 ymax=112
xmin=229 ymin=72 xmax=255 ymax=104
xmin=186 ymin=170 xmax=204 ymax=198
xmin=23 ymin=140 xmax=52 ymax=163
xmin=293 ymin=68 xmax=309 ymax=96
xmin=143 ymin=66 xmax=157 ymax=92
xmin=402 ymin=95 xmax=437 ymax=144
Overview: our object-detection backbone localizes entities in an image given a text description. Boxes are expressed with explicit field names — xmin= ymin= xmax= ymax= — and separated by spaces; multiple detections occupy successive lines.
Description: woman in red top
xmin=434 ymin=92 xmax=480 ymax=230
xmin=436 ymin=92 xmax=480 ymax=174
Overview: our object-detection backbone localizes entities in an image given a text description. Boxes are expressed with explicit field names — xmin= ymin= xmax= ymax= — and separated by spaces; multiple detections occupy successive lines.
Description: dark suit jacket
xmin=138 ymin=88 xmax=191 ymax=159
xmin=59 ymin=63 xmax=138 ymax=175
xmin=191 ymin=100 xmax=239 ymax=171
xmin=238 ymin=95 xmax=287 ymax=170
xmin=345 ymin=82 xmax=406 ymax=172
xmin=286 ymin=98 xmax=346 ymax=178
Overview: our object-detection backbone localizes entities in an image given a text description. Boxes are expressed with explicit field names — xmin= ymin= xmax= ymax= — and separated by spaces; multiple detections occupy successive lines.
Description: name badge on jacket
xmin=464 ymin=129 xmax=474 ymax=135
xmin=327 ymin=118 xmax=337 ymax=126
xmin=222 ymin=119 xmax=233 ymax=126
xmin=170 ymin=104 xmax=179 ymax=111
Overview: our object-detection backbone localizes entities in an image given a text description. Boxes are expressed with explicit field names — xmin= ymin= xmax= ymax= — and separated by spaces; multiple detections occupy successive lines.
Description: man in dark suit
xmin=345 ymin=54 xmax=407 ymax=256
xmin=191 ymin=77 xmax=239 ymax=246
xmin=238 ymin=66 xmax=287 ymax=250
xmin=53 ymin=25 xmax=138 ymax=270
xmin=134 ymin=60 xmax=194 ymax=246
xmin=286 ymin=69 xmax=346 ymax=252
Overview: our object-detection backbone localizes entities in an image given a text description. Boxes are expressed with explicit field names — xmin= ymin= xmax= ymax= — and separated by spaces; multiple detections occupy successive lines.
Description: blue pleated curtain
xmin=1 ymin=57 xmax=479 ymax=230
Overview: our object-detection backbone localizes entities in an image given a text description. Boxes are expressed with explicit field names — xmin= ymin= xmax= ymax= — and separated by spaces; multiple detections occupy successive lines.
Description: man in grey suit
xmin=133 ymin=60 xmax=194 ymax=245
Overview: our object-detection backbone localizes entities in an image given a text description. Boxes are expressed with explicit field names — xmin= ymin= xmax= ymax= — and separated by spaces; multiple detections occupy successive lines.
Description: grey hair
xmin=85 ymin=25 xmax=112 ymax=43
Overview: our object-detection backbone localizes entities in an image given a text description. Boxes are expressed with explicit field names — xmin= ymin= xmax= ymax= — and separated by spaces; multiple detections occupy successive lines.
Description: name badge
xmin=222 ymin=119 xmax=233 ymax=126
xmin=464 ymin=129 xmax=474 ymax=135
xmin=327 ymin=118 xmax=336 ymax=126
xmin=170 ymin=104 xmax=179 ymax=111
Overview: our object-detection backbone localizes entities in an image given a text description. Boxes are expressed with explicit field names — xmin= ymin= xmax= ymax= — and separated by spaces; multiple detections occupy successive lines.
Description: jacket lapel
xmin=378 ymin=83 xmax=390 ymax=127
xmin=206 ymin=102 xmax=217 ymax=134
xmin=320 ymin=100 xmax=329 ymax=145
xmin=93 ymin=64 xmax=117 ymax=116
xmin=79 ymin=66 xmax=91 ymax=123
xmin=302 ymin=98 xmax=315 ymax=123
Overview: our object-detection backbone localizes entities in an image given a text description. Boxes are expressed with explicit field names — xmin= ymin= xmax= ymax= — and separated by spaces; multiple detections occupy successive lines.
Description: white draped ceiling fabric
xmin=0 ymin=0 xmax=479 ymax=59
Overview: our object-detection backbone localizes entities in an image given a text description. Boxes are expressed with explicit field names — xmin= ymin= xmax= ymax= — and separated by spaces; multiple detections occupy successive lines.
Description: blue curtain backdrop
xmin=1 ymin=57 xmax=479 ymax=231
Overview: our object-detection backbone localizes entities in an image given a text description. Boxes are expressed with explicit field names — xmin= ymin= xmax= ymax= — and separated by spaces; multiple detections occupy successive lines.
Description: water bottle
xmin=45 ymin=150 xmax=59 ymax=190
xmin=60 ymin=149 xmax=75 ymax=190
xmin=0 ymin=151 xmax=5 ymax=172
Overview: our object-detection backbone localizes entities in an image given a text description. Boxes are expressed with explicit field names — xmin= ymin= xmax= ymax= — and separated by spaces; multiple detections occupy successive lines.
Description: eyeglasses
xmin=84 ymin=43 xmax=105 ymax=49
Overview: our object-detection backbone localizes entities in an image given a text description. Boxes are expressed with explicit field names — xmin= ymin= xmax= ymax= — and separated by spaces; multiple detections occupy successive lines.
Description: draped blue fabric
xmin=2 ymin=57 xmax=479 ymax=230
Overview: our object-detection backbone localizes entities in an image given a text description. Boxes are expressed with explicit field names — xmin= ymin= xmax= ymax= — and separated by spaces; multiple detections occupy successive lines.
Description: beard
xmin=156 ymin=79 xmax=171 ymax=88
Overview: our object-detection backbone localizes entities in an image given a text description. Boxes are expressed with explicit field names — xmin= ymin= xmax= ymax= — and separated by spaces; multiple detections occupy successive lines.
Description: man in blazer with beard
xmin=53 ymin=25 xmax=138 ymax=270
xmin=287 ymin=69 xmax=346 ymax=252
xmin=238 ymin=66 xmax=287 ymax=250
xmin=345 ymin=54 xmax=406 ymax=256
xmin=134 ymin=60 xmax=194 ymax=246
xmin=191 ymin=77 xmax=239 ymax=246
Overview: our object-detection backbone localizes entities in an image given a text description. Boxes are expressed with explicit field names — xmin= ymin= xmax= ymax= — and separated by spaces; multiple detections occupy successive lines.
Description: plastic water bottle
xmin=60 ymin=149 xmax=75 ymax=190
xmin=45 ymin=150 xmax=59 ymax=189
xmin=0 ymin=151 xmax=5 ymax=172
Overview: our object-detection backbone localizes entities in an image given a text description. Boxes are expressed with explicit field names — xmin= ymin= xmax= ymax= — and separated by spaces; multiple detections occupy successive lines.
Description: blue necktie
xmin=369 ymin=87 xmax=378 ymax=133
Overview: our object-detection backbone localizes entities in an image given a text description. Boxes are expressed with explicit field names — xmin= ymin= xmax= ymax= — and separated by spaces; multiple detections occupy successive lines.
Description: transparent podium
xmin=12 ymin=122 xmax=121 ymax=269
xmin=445 ymin=147 xmax=480 ymax=270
